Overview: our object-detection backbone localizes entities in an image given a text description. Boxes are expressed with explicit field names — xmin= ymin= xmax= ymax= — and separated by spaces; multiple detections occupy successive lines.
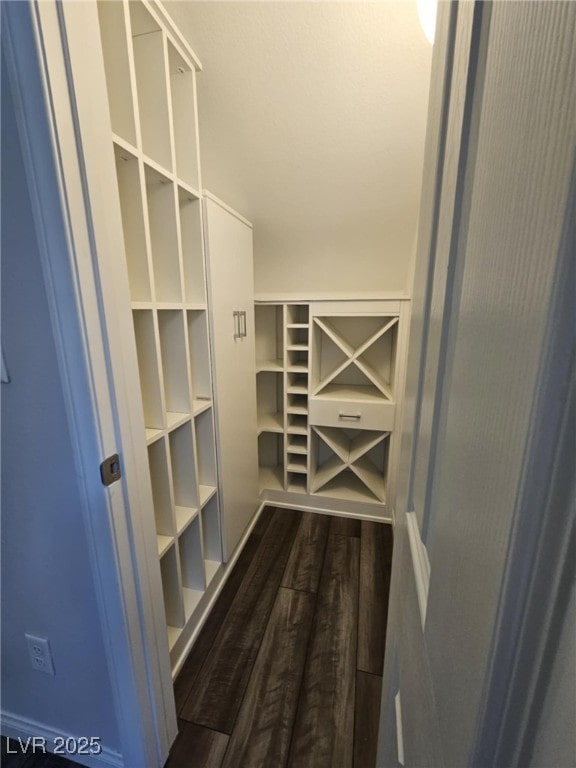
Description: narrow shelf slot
xmin=168 ymin=42 xmax=200 ymax=189
xmin=130 ymin=5 xmax=172 ymax=169
xmin=287 ymin=349 xmax=309 ymax=372
xmin=179 ymin=517 xmax=205 ymax=592
xmin=188 ymin=310 xmax=212 ymax=400
xmin=201 ymin=494 xmax=222 ymax=573
xmin=169 ymin=422 xmax=199 ymax=509
xmin=287 ymin=473 xmax=307 ymax=494
xmin=160 ymin=544 xmax=184 ymax=628
xmin=287 ymin=434 xmax=308 ymax=454
xmin=175 ymin=505 xmax=198 ymax=536
xmin=97 ymin=0 xmax=136 ymax=145
xmin=286 ymin=454 xmax=307 ymax=473
xmin=257 ymin=371 xmax=283 ymax=434
xmin=158 ymin=310 xmax=190 ymax=418
xmin=194 ymin=409 xmax=217 ymax=487
xmin=144 ymin=165 xmax=182 ymax=303
xmin=113 ymin=146 xmax=151 ymax=302
xmin=287 ymin=414 xmax=308 ymax=435
xmin=179 ymin=189 xmax=205 ymax=305
xmin=133 ymin=310 xmax=164 ymax=430
xmin=258 ymin=432 xmax=284 ymax=493
xmin=286 ymin=304 xmax=309 ymax=325
xmin=147 ymin=438 xmax=174 ymax=537
xmin=255 ymin=304 xmax=283 ymax=372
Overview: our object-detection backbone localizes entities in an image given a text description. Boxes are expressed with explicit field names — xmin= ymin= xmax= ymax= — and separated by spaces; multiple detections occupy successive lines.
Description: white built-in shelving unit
xmin=255 ymin=299 xmax=408 ymax=516
xmin=97 ymin=0 xmax=221 ymax=668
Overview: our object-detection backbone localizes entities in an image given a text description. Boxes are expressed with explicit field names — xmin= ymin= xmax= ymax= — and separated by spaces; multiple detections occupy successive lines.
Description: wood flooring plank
xmin=165 ymin=721 xmax=228 ymax=768
xmin=174 ymin=510 xmax=271 ymax=714
xmin=281 ymin=512 xmax=330 ymax=593
xmin=180 ymin=508 xmax=302 ymax=732
xmin=221 ymin=588 xmax=314 ymax=768
xmin=288 ymin=534 xmax=360 ymax=768
xmin=353 ymin=672 xmax=382 ymax=768
xmin=329 ymin=515 xmax=361 ymax=537
xmin=357 ymin=521 xmax=393 ymax=675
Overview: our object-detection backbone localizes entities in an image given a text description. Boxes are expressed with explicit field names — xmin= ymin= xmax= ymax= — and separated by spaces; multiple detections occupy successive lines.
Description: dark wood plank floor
xmin=173 ymin=506 xmax=393 ymax=768
xmin=1 ymin=507 xmax=393 ymax=768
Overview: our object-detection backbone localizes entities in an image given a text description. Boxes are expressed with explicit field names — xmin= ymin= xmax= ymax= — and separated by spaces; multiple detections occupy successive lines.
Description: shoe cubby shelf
xmin=255 ymin=300 xmax=405 ymax=510
xmin=97 ymin=0 xmax=221 ymax=663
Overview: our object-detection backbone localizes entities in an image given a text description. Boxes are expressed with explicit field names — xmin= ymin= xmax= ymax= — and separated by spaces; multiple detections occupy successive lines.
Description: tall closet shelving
xmin=96 ymin=0 xmax=221 ymax=666
xmin=255 ymin=299 xmax=409 ymax=518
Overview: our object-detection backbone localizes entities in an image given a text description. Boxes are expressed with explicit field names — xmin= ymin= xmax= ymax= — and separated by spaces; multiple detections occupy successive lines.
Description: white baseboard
xmin=261 ymin=495 xmax=392 ymax=524
xmin=0 ymin=711 xmax=123 ymax=768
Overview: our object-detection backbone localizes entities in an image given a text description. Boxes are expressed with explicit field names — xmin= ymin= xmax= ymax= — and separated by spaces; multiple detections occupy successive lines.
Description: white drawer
xmin=309 ymin=396 xmax=395 ymax=431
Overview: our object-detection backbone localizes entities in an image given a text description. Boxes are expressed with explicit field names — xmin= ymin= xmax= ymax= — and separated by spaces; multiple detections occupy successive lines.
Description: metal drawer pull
xmin=240 ymin=311 xmax=247 ymax=338
xmin=338 ymin=412 xmax=361 ymax=421
xmin=233 ymin=311 xmax=241 ymax=340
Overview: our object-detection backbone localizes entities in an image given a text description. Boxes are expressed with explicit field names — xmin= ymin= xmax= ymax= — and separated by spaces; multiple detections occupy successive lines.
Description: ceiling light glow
xmin=417 ymin=0 xmax=437 ymax=45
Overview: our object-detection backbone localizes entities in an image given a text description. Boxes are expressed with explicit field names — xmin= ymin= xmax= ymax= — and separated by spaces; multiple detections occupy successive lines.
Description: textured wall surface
xmin=165 ymin=1 xmax=432 ymax=295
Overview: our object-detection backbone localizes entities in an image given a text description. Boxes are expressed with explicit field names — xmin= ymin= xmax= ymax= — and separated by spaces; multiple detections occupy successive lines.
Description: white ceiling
xmin=165 ymin=1 xmax=432 ymax=294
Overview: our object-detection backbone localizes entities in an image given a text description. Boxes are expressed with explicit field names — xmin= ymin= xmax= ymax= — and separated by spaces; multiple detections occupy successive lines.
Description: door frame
xmin=2 ymin=2 xmax=176 ymax=765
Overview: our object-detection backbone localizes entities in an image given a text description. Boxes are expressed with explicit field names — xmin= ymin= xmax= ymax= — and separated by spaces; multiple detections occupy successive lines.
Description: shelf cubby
xmin=147 ymin=437 xmax=174 ymax=538
xmin=97 ymin=0 xmax=137 ymax=146
xmin=187 ymin=310 xmax=212 ymax=403
xmin=178 ymin=517 xmax=205 ymax=592
xmin=194 ymin=409 xmax=217 ymax=490
xmin=169 ymin=422 xmax=199 ymax=511
xmin=286 ymin=304 xmax=309 ymax=325
xmin=286 ymin=349 xmax=309 ymax=373
xmin=286 ymin=372 xmax=308 ymax=394
xmin=144 ymin=165 xmax=182 ymax=303
xmin=132 ymin=310 xmax=164 ymax=431
xmin=168 ymin=42 xmax=200 ymax=190
xmin=287 ymin=472 xmax=307 ymax=494
xmin=255 ymin=304 xmax=283 ymax=372
xmin=257 ymin=371 xmax=284 ymax=435
xmin=160 ymin=545 xmax=184 ymax=631
xmin=114 ymin=146 xmax=151 ymax=302
xmin=130 ymin=2 xmax=172 ymax=170
xmin=157 ymin=310 xmax=190 ymax=420
xmin=287 ymin=393 xmax=308 ymax=415
xmin=287 ymin=413 xmax=308 ymax=435
xmin=201 ymin=495 xmax=222 ymax=585
xmin=287 ymin=433 xmax=308 ymax=454
xmin=258 ymin=432 xmax=284 ymax=493
xmin=179 ymin=188 xmax=205 ymax=306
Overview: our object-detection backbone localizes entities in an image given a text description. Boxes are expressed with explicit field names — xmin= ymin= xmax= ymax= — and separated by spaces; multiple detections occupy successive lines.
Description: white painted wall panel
xmin=0 ymin=63 xmax=120 ymax=749
xmin=425 ymin=3 xmax=576 ymax=764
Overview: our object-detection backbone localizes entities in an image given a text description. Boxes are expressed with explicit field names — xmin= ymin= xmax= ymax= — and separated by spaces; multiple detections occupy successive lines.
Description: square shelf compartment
xmin=130 ymin=2 xmax=172 ymax=170
xmin=160 ymin=542 xmax=184 ymax=631
xmin=255 ymin=304 xmax=283 ymax=372
xmin=133 ymin=310 xmax=164 ymax=431
xmin=286 ymin=326 xmax=309 ymax=350
xmin=257 ymin=371 xmax=283 ymax=435
xmin=144 ymin=164 xmax=182 ymax=303
xmin=286 ymin=372 xmax=308 ymax=395
xmin=287 ymin=472 xmax=307 ymax=494
xmin=287 ymin=349 xmax=308 ymax=373
xmin=178 ymin=518 xmax=205 ymax=620
xmin=179 ymin=189 xmax=205 ymax=305
xmin=168 ymin=43 xmax=200 ymax=190
xmin=287 ymin=393 xmax=308 ymax=415
xmin=97 ymin=0 xmax=137 ymax=145
xmin=286 ymin=304 xmax=309 ymax=325
xmin=114 ymin=145 xmax=151 ymax=302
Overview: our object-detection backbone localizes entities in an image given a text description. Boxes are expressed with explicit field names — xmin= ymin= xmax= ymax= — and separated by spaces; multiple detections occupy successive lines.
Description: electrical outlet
xmin=25 ymin=634 xmax=55 ymax=675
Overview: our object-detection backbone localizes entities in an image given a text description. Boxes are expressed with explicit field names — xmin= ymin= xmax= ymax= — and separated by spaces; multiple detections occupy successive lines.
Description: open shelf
xmin=194 ymin=409 xmax=217 ymax=487
xmin=160 ymin=545 xmax=184 ymax=629
xmin=286 ymin=304 xmax=309 ymax=325
xmin=144 ymin=164 xmax=182 ymax=303
xmin=169 ymin=422 xmax=199 ymax=509
xmin=187 ymin=310 xmax=212 ymax=400
xmin=201 ymin=494 xmax=222 ymax=583
xmin=175 ymin=504 xmax=198 ymax=536
xmin=158 ymin=310 xmax=190 ymax=420
xmin=130 ymin=2 xmax=172 ymax=170
xmin=178 ymin=188 xmax=205 ymax=305
xmin=97 ymin=1 xmax=136 ymax=146
xmin=132 ymin=310 xmax=164 ymax=430
xmin=147 ymin=438 xmax=174 ymax=537
xmin=157 ymin=535 xmax=174 ymax=558
xmin=257 ymin=371 xmax=283 ymax=435
xmin=113 ymin=145 xmax=151 ymax=302
xmin=258 ymin=432 xmax=283 ymax=492
xmin=168 ymin=42 xmax=200 ymax=190
xmin=179 ymin=517 xmax=205 ymax=591
xmin=255 ymin=304 xmax=283 ymax=372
